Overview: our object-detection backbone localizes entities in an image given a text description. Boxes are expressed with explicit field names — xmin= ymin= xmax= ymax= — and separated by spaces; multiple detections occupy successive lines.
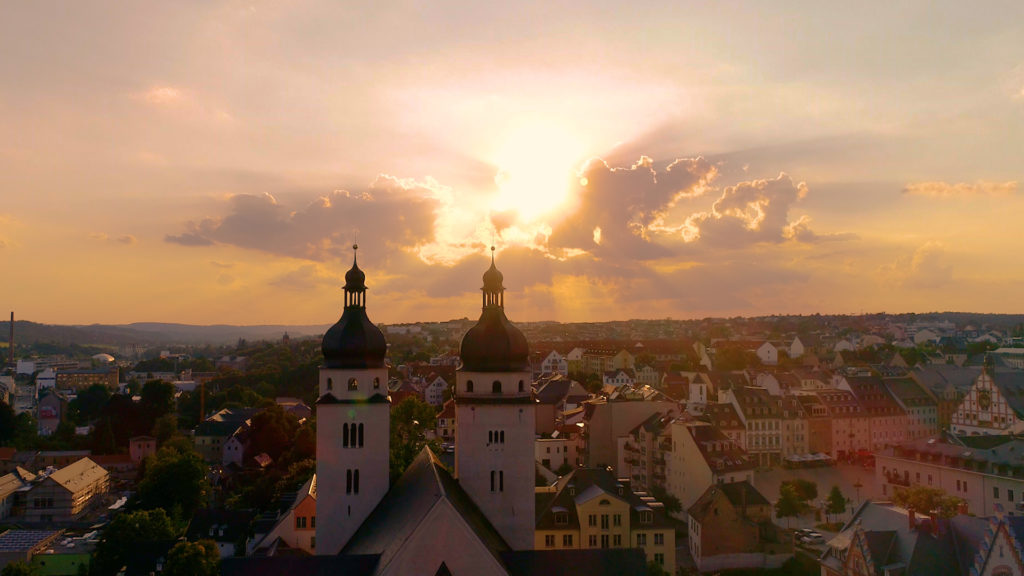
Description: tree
xmin=68 ymin=383 xmax=111 ymax=425
xmin=825 ymin=485 xmax=846 ymax=523
xmin=0 ymin=401 xmax=17 ymax=445
xmin=893 ymin=485 xmax=964 ymax=518
xmin=151 ymin=413 xmax=180 ymax=445
xmin=650 ymin=484 xmax=682 ymax=516
xmin=245 ymin=404 xmax=300 ymax=462
xmin=92 ymin=508 xmax=179 ymax=576
xmin=163 ymin=540 xmax=220 ymax=576
xmin=136 ymin=443 xmax=210 ymax=520
xmin=141 ymin=380 xmax=176 ymax=420
xmin=390 ymin=396 xmax=438 ymax=480
xmin=784 ymin=479 xmax=818 ymax=503
xmin=775 ymin=484 xmax=802 ymax=528
xmin=1 ymin=562 xmax=39 ymax=576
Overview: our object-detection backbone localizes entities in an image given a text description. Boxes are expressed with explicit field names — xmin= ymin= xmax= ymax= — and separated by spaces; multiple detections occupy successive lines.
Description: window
xmin=600 ymin=534 xmax=609 ymax=548
xmin=563 ymin=534 xmax=573 ymax=547
xmin=1010 ymin=489 xmax=1015 ymax=502
xmin=545 ymin=534 xmax=555 ymax=548
xmin=654 ymin=533 xmax=664 ymax=545
xmin=296 ymin=516 xmax=307 ymax=529
xmin=655 ymin=553 xmax=665 ymax=565
xmin=636 ymin=533 xmax=647 ymax=546
xmin=466 ymin=380 xmax=474 ymax=392
xmin=613 ymin=514 xmax=622 ymax=527
xmin=995 ymin=486 xmax=1001 ymax=499
xmin=601 ymin=514 xmax=609 ymax=529
xmin=490 ymin=470 xmax=504 ymax=492
xmin=373 ymin=377 xmax=380 ymax=389
xmin=311 ymin=516 xmax=315 ymax=528
xmin=492 ymin=380 xmax=502 ymax=393
xmin=358 ymin=423 xmax=364 ymax=447
xmin=327 ymin=377 xmax=333 ymax=390
xmin=639 ymin=510 xmax=653 ymax=524
xmin=588 ymin=535 xmax=597 ymax=547
xmin=348 ymin=378 xmax=358 ymax=391
xmin=555 ymin=511 xmax=568 ymax=524
xmin=518 ymin=380 xmax=525 ymax=392
xmin=613 ymin=534 xmax=622 ymax=546
xmin=346 ymin=469 xmax=353 ymax=494
xmin=588 ymin=514 xmax=596 ymax=527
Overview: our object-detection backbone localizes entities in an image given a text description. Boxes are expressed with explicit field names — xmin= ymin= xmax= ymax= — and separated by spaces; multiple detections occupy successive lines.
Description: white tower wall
xmin=455 ymin=369 xmax=535 ymax=550
xmin=315 ymin=366 xmax=390 ymax=555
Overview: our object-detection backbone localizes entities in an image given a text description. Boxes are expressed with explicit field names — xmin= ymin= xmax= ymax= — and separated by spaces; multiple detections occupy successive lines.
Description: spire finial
xmin=490 ymin=245 xmax=495 ymax=264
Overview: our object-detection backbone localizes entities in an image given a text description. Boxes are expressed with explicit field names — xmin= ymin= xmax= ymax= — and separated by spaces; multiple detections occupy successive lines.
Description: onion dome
xmin=322 ymin=245 xmax=387 ymax=369
xmin=460 ymin=247 xmax=530 ymax=372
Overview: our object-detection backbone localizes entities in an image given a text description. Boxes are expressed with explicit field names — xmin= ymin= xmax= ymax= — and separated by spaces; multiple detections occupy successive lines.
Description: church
xmin=222 ymin=247 xmax=647 ymax=575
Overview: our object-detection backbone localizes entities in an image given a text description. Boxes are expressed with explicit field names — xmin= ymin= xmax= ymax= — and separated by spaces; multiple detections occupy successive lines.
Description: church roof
xmin=460 ymin=252 xmax=529 ymax=373
xmin=342 ymin=447 xmax=510 ymax=569
xmin=322 ymin=247 xmax=387 ymax=370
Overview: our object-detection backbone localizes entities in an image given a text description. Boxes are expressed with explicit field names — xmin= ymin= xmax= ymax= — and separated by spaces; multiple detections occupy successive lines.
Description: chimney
xmin=908 ymin=509 xmax=916 ymax=530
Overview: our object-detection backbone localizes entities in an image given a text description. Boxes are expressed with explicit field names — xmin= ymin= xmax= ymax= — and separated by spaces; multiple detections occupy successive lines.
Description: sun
xmin=490 ymin=121 xmax=586 ymax=223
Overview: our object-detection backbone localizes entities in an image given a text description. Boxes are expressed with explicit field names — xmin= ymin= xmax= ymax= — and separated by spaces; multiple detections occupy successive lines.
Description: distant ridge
xmin=0 ymin=320 xmax=332 ymax=346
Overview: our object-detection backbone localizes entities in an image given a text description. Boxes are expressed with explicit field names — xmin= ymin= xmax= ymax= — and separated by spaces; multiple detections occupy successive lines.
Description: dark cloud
xmin=164 ymin=175 xmax=441 ymax=262
xmin=548 ymin=155 xmax=717 ymax=260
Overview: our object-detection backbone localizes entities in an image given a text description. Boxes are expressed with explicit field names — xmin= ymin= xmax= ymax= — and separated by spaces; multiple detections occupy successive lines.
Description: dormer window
xmin=568 ymin=485 xmax=576 ymax=496
xmin=555 ymin=511 xmax=568 ymax=524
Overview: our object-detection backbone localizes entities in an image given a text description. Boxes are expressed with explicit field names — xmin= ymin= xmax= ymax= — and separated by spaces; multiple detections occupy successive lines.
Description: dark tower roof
xmin=460 ymin=247 xmax=529 ymax=372
xmin=322 ymin=245 xmax=387 ymax=369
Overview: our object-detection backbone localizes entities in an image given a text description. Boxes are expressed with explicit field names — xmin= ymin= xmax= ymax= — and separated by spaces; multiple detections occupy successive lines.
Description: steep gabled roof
xmin=342 ymin=448 xmax=510 ymax=571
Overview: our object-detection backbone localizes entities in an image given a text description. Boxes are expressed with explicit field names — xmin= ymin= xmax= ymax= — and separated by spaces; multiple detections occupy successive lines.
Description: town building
xmin=24 ymin=457 xmax=109 ymax=522
xmin=875 ymin=435 xmax=1024 ymax=517
xmin=839 ymin=375 xmax=907 ymax=451
xmin=622 ymin=412 xmax=673 ymax=493
xmin=534 ymin=468 xmax=676 ymax=570
xmin=949 ymin=363 xmax=1024 ymax=437
xmin=819 ymin=500 xmax=987 ymax=576
xmin=667 ymin=419 xmax=756 ymax=514
xmin=687 ymin=481 xmax=789 ymax=572
xmin=251 ymin=475 xmax=317 ymax=555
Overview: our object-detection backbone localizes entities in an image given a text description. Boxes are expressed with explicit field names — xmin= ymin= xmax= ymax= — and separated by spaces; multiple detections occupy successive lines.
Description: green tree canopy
xmin=893 ymin=485 xmax=964 ymax=518
xmin=390 ymin=396 xmax=438 ymax=480
xmin=92 ymin=508 xmax=179 ymax=576
xmin=775 ymin=484 xmax=802 ymax=527
xmin=163 ymin=539 xmax=220 ymax=576
xmin=1 ymin=561 xmax=39 ymax=576
xmin=141 ymin=380 xmax=176 ymax=420
xmin=825 ymin=485 xmax=847 ymax=523
xmin=783 ymin=479 xmax=818 ymax=503
xmin=136 ymin=443 xmax=210 ymax=520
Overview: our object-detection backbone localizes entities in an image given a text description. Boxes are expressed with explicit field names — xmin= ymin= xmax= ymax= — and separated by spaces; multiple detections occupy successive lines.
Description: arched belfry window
xmin=518 ymin=380 xmax=524 ymax=392
xmin=492 ymin=380 xmax=502 ymax=394
xmin=348 ymin=378 xmax=358 ymax=391
xmin=466 ymin=380 xmax=474 ymax=393
xmin=327 ymin=378 xmax=333 ymax=391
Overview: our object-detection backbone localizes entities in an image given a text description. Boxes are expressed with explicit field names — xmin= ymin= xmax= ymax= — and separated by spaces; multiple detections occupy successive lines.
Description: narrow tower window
xmin=343 ymin=423 xmax=349 ymax=447
xmin=346 ymin=469 xmax=353 ymax=494
xmin=518 ymin=380 xmax=524 ymax=392
xmin=466 ymin=380 xmax=474 ymax=393
xmin=327 ymin=378 xmax=333 ymax=390
xmin=358 ymin=423 xmax=364 ymax=447
xmin=354 ymin=469 xmax=360 ymax=494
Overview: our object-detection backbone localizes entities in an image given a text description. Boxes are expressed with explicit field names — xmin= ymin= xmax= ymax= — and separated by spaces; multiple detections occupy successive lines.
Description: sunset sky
xmin=2 ymin=1 xmax=1023 ymax=326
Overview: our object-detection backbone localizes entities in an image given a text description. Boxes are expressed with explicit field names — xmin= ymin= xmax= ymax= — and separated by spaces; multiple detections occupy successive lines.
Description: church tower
xmin=456 ymin=247 xmax=535 ymax=550
xmin=316 ymin=245 xmax=390 ymax=555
